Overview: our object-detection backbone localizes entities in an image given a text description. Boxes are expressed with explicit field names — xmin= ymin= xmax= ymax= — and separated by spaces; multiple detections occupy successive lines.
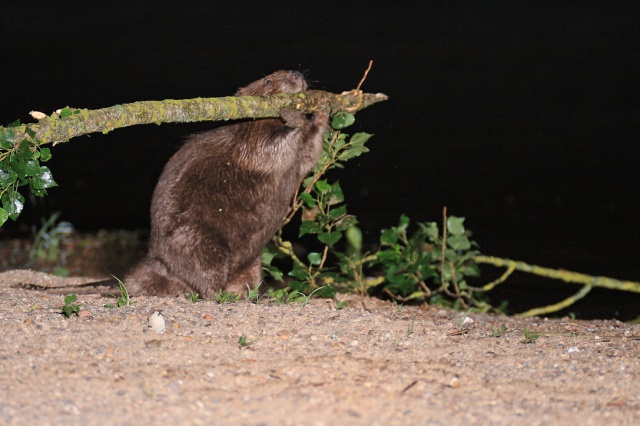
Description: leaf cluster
xmin=268 ymin=113 xmax=372 ymax=297
xmin=0 ymin=109 xmax=80 ymax=226
xmin=373 ymin=214 xmax=483 ymax=308
xmin=265 ymin=112 xmax=490 ymax=310
xmin=61 ymin=294 xmax=81 ymax=318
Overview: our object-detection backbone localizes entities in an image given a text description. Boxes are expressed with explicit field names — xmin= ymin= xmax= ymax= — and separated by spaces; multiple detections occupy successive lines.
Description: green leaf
xmin=39 ymin=148 xmax=52 ymax=162
xmin=397 ymin=214 xmax=410 ymax=233
xmin=460 ymin=265 xmax=480 ymax=277
xmin=289 ymin=263 xmax=309 ymax=281
xmin=318 ymin=231 xmax=341 ymax=247
xmin=349 ymin=132 xmax=372 ymax=146
xmin=335 ymin=215 xmax=358 ymax=232
xmin=328 ymin=205 xmax=347 ymax=219
xmin=447 ymin=235 xmax=471 ymax=251
xmin=307 ymin=252 xmax=322 ymax=266
xmin=331 ymin=112 xmax=355 ymax=129
xmin=299 ymin=220 xmax=323 ymax=236
xmin=0 ymin=166 xmax=16 ymax=186
xmin=327 ymin=181 xmax=344 ymax=205
xmin=15 ymin=140 xmax=33 ymax=161
xmin=314 ymin=286 xmax=336 ymax=299
xmin=315 ymin=179 xmax=331 ymax=193
xmin=298 ymin=192 xmax=315 ymax=207
xmin=31 ymin=166 xmax=57 ymax=189
xmin=345 ymin=225 xmax=362 ymax=249
xmin=338 ymin=145 xmax=369 ymax=161
xmin=265 ymin=266 xmax=284 ymax=282
xmin=261 ymin=248 xmax=277 ymax=266
xmin=0 ymin=208 xmax=8 ymax=226
xmin=380 ymin=228 xmax=397 ymax=246
xmin=2 ymin=191 xmax=24 ymax=219
xmin=0 ymin=128 xmax=15 ymax=149
xmin=59 ymin=107 xmax=76 ymax=118
xmin=447 ymin=216 xmax=466 ymax=235
xmin=331 ymin=133 xmax=346 ymax=150
xmin=418 ymin=221 xmax=440 ymax=242
xmin=23 ymin=160 xmax=41 ymax=177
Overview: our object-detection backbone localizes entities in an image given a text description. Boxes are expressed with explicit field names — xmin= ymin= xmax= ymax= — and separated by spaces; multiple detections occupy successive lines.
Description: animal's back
xmin=124 ymin=70 xmax=328 ymax=298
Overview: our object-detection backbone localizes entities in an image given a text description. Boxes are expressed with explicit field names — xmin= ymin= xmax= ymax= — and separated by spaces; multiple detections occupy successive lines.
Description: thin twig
xmin=356 ymin=60 xmax=374 ymax=91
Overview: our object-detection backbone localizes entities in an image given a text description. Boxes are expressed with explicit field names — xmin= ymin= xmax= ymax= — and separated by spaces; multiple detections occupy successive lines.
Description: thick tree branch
xmin=3 ymin=90 xmax=388 ymax=147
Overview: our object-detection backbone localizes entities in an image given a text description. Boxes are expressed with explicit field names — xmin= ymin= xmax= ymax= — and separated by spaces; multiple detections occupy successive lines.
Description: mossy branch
xmin=0 ymin=89 xmax=387 ymax=226
xmin=475 ymin=255 xmax=640 ymax=316
xmin=475 ymin=255 xmax=640 ymax=294
xmin=2 ymin=90 xmax=388 ymax=148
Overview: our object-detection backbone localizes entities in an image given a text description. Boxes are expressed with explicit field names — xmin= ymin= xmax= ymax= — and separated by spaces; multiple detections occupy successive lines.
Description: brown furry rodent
xmin=124 ymin=70 xmax=329 ymax=298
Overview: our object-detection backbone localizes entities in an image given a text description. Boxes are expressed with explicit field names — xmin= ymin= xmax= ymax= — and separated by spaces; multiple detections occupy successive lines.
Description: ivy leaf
xmin=0 ymin=166 xmax=16 ymax=186
xmin=31 ymin=166 xmax=57 ymax=189
xmin=14 ymin=140 xmax=32 ymax=161
xmin=24 ymin=160 xmax=41 ymax=177
xmin=264 ymin=265 xmax=284 ymax=282
xmin=2 ymin=191 xmax=24 ymax=220
xmin=0 ymin=207 xmax=8 ymax=226
xmin=288 ymin=263 xmax=309 ymax=281
xmin=0 ymin=128 xmax=15 ymax=149
xmin=331 ymin=112 xmax=355 ymax=129
xmin=261 ymin=248 xmax=277 ymax=266
xmin=39 ymin=148 xmax=52 ymax=162
xmin=318 ymin=231 xmax=341 ymax=247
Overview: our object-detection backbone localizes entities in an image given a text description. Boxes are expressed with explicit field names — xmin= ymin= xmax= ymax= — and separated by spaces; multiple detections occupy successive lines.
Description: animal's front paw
xmin=312 ymin=110 xmax=329 ymax=127
xmin=279 ymin=108 xmax=307 ymax=128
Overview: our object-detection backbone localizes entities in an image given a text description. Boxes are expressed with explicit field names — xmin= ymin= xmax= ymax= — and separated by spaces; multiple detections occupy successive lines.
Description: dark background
xmin=2 ymin=2 xmax=638 ymax=318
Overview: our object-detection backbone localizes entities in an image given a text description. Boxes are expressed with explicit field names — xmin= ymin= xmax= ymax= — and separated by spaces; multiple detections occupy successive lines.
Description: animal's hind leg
xmin=226 ymin=256 xmax=263 ymax=295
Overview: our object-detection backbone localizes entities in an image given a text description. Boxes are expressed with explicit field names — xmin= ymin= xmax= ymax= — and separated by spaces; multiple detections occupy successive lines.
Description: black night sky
xmin=2 ymin=2 xmax=639 ymax=317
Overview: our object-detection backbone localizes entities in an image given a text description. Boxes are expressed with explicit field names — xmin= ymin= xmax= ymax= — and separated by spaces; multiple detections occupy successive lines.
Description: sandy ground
xmin=0 ymin=269 xmax=639 ymax=426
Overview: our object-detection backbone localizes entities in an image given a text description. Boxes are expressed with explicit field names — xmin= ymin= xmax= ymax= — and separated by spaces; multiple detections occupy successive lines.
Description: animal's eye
xmin=264 ymin=79 xmax=272 ymax=85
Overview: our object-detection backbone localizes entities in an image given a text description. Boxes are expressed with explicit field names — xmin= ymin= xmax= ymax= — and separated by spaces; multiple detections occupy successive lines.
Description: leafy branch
xmin=265 ymin=114 xmax=640 ymax=314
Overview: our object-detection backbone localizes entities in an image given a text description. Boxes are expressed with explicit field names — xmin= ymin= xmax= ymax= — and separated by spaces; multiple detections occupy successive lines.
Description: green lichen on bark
xmin=2 ymin=90 xmax=387 ymax=148
xmin=0 ymin=89 xmax=387 ymax=226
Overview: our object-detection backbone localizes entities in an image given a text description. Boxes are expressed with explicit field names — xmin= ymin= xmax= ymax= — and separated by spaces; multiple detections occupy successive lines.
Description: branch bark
xmin=3 ymin=90 xmax=388 ymax=147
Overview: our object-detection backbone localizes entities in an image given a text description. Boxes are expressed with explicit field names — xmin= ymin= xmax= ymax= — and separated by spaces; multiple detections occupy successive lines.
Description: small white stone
xmin=568 ymin=346 xmax=580 ymax=353
xmin=149 ymin=311 xmax=166 ymax=334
